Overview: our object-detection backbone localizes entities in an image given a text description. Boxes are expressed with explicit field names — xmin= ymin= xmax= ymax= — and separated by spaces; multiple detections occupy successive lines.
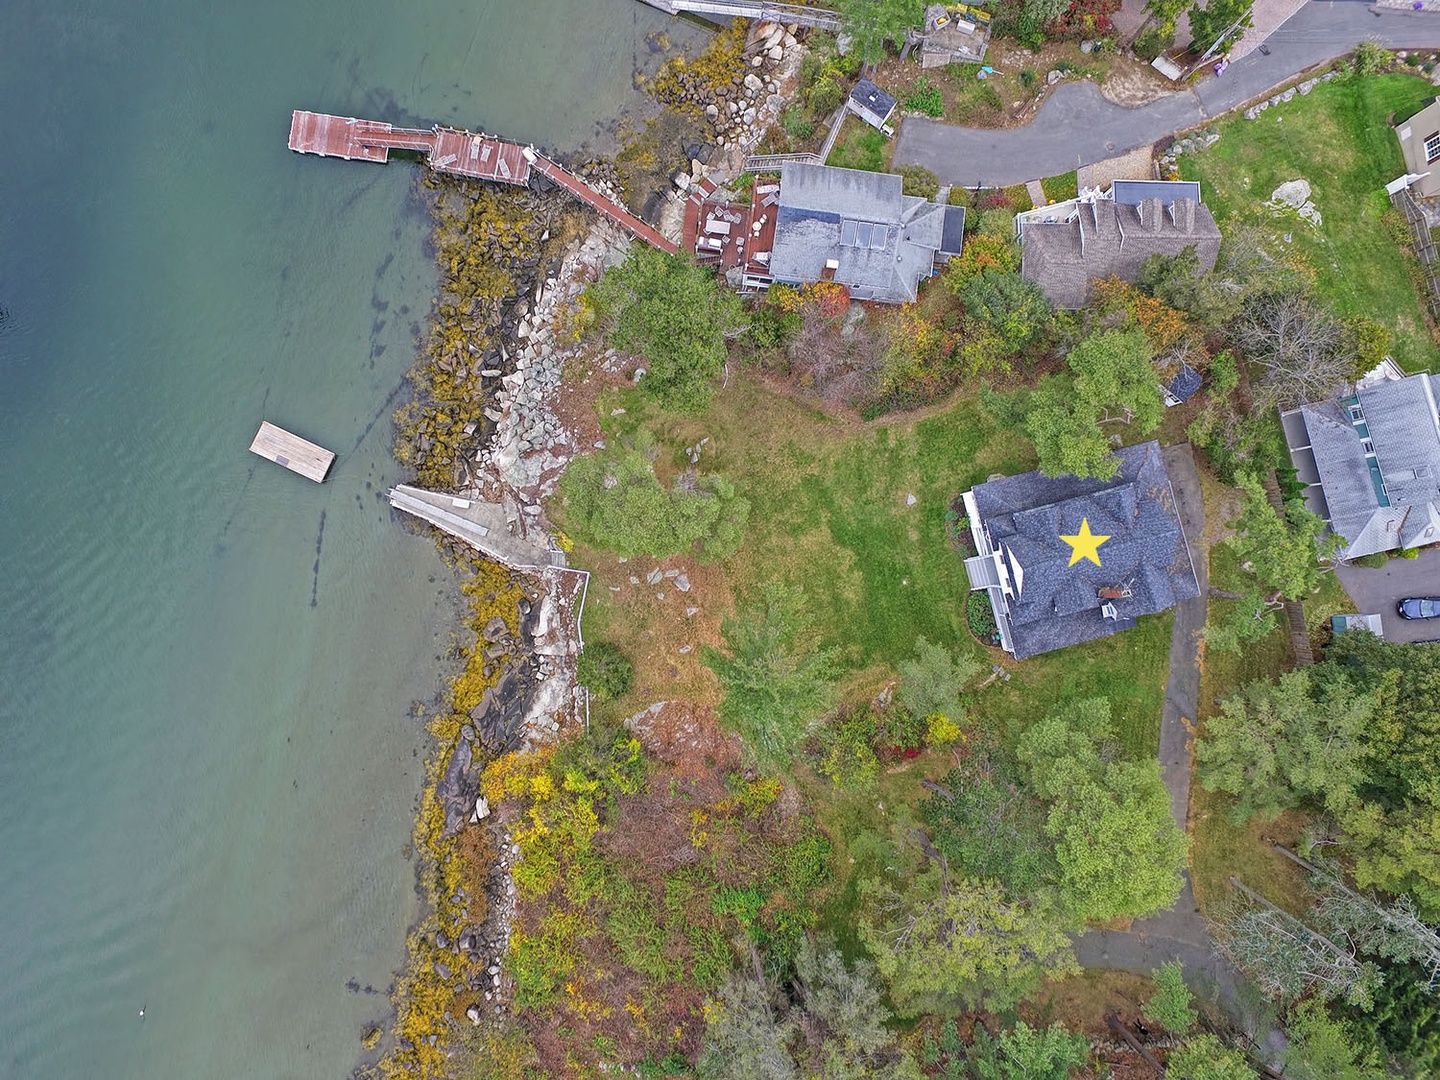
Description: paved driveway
xmin=893 ymin=2 xmax=1440 ymax=186
xmin=1335 ymin=547 xmax=1440 ymax=644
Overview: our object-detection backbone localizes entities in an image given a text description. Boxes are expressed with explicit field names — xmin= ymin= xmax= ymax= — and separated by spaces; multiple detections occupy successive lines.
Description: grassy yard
xmin=825 ymin=114 xmax=888 ymax=172
xmin=564 ymin=375 xmax=1181 ymax=956
xmin=1042 ymin=169 xmax=1078 ymax=203
xmin=1179 ymin=73 xmax=1440 ymax=372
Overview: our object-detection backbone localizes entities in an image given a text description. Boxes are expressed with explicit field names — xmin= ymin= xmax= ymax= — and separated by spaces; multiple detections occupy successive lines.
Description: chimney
xmin=1139 ymin=197 xmax=1162 ymax=231
xmin=1175 ymin=198 xmax=1196 ymax=233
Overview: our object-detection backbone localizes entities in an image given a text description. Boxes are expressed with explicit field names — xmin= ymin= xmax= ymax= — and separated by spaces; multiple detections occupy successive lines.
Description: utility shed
xmin=848 ymin=78 xmax=897 ymax=131
xmin=249 ymin=421 xmax=335 ymax=482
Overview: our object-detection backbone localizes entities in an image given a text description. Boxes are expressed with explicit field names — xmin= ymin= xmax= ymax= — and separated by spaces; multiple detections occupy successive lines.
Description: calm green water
xmin=0 ymin=3 xmax=703 ymax=1076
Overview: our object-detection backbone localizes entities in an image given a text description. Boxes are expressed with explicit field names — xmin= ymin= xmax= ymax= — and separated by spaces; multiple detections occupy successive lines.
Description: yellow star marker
xmin=1061 ymin=518 xmax=1110 ymax=567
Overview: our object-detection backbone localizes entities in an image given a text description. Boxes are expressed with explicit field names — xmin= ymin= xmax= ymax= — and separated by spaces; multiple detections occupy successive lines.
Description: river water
xmin=0 ymin=2 xmax=702 ymax=1076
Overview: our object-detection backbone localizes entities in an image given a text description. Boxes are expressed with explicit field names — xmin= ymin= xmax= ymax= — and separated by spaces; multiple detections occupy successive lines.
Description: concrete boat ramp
xmin=387 ymin=485 xmax=566 ymax=571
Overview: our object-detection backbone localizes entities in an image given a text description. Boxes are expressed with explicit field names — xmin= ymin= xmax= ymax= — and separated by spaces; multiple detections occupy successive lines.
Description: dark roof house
xmin=1020 ymin=192 xmax=1221 ymax=309
xmin=847 ymin=79 xmax=897 ymax=131
xmin=1281 ymin=367 xmax=1440 ymax=559
xmin=767 ymin=162 xmax=964 ymax=304
xmin=1395 ymin=97 xmax=1440 ymax=201
xmin=1162 ymin=362 xmax=1203 ymax=407
xmin=961 ymin=441 xmax=1199 ymax=659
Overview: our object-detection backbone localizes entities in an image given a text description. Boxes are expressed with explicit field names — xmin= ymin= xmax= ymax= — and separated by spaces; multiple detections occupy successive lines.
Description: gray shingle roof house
xmin=1394 ymin=97 xmax=1440 ymax=201
xmin=768 ymin=162 xmax=964 ymax=304
xmin=1281 ymin=366 xmax=1440 ymax=559
xmin=1020 ymin=193 xmax=1221 ymax=309
xmin=1162 ymin=361 xmax=1203 ymax=407
xmin=847 ymin=78 xmax=897 ymax=131
xmin=962 ymin=441 xmax=1200 ymax=659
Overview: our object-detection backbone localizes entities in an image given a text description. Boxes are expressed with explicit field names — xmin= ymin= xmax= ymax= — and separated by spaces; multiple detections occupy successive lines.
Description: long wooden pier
xmin=288 ymin=111 xmax=677 ymax=254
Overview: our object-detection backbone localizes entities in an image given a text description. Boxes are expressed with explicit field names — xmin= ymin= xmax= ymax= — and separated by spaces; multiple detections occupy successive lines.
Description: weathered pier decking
xmin=249 ymin=421 xmax=335 ymax=482
xmin=288 ymin=111 xmax=677 ymax=254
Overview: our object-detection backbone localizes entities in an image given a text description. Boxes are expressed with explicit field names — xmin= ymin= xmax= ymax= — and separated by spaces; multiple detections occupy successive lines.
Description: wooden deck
xmin=249 ymin=421 xmax=335 ymax=483
xmin=288 ymin=111 xmax=434 ymax=162
xmin=431 ymin=128 xmax=532 ymax=184
xmin=288 ymin=111 xmax=677 ymax=254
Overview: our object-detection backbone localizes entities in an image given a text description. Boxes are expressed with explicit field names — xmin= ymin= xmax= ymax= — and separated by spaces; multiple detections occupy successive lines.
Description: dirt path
xmin=1071 ymin=446 xmax=1286 ymax=1054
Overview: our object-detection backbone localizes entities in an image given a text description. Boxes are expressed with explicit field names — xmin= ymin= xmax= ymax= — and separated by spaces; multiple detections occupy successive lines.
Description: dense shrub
xmin=781 ymin=103 xmax=815 ymax=141
xmin=904 ymin=77 xmax=945 ymax=117
xmin=577 ymin=641 xmax=634 ymax=701
xmin=896 ymin=163 xmax=940 ymax=200
xmin=966 ymin=591 xmax=999 ymax=643
xmin=1134 ymin=23 xmax=1175 ymax=60
xmin=560 ymin=445 xmax=750 ymax=561
xmin=746 ymin=306 xmax=802 ymax=350
xmin=807 ymin=75 xmax=845 ymax=117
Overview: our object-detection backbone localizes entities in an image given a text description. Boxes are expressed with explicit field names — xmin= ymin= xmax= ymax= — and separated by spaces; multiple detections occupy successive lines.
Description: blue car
xmin=1398 ymin=597 xmax=1440 ymax=620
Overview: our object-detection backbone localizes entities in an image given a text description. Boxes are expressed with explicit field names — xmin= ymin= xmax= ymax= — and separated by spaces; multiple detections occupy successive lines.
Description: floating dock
xmin=249 ymin=421 xmax=335 ymax=482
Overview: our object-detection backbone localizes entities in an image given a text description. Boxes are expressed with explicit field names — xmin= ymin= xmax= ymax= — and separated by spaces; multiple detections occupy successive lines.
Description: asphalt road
xmin=1335 ymin=546 xmax=1440 ymax=643
xmin=894 ymin=2 xmax=1440 ymax=186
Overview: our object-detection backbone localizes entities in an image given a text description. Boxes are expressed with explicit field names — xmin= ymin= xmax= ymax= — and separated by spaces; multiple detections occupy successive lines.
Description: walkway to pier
xmin=288 ymin=111 xmax=677 ymax=254
xmin=637 ymin=0 xmax=840 ymax=30
xmin=387 ymin=485 xmax=567 ymax=571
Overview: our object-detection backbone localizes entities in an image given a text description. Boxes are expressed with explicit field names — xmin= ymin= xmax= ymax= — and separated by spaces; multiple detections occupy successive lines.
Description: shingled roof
xmin=1020 ymin=196 xmax=1221 ymax=309
xmin=962 ymin=442 xmax=1199 ymax=659
xmin=768 ymin=163 xmax=957 ymax=304
xmin=1282 ymin=371 xmax=1440 ymax=558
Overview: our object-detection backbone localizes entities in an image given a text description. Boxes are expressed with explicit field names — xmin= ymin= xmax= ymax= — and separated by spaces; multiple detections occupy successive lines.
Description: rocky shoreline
xmin=367 ymin=194 xmax=644 ymax=1079
xmin=369 ymin=19 xmax=813 ymax=1075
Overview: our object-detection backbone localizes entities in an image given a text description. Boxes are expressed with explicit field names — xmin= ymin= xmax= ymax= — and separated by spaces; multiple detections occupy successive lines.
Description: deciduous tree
xmin=1018 ymin=701 xmax=1187 ymax=921
xmin=958 ymin=270 xmax=1052 ymax=356
xmin=1147 ymin=961 xmax=1198 ymax=1035
xmin=1166 ymin=1034 xmax=1258 ymax=1080
xmin=1283 ymin=999 xmax=1387 ymax=1080
xmin=1229 ymin=471 xmax=1338 ymax=599
xmin=1066 ymin=326 xmax=1164 ymax=431
xmin=896 ymin=636 xmax=980 ymax=729
xmin=1233 ymin=286 xmax=1357 ymax=412
xmin=696 ymin=975 xmax=797 ymax=1080
xmin=1196 ymin=668 xmax=1372 ymax=823
xmin=1024 ymin=375 xmax=1118 ymax=479
xmin=1187 ymin=0 xmax=1254 ymax=54
xmin=971 ymin=1020 xmax=1090 ymax=1080
xmin=859 ymin=870 xmax=1077 ymax=1016
xmin=1203 ymin=586 xmax=1283 ymax=655
xmin=588 ymin=246 xmax=745 ymax=412
xmin=835 ymin=0 xmax=924 ymax=66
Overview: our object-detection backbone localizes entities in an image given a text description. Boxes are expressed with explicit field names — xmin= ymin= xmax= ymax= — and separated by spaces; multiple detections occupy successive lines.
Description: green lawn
xmin=571 ymin=377 xmax=1179 ymax=954
xmin=1179 ymin=73 xmax=1440 ymax=372
xmin=825 ymin=115 xmax=887 ymax=172
xmin=1042 ymin=170 xmax=1079 ymax=204
xmin=581 ymin=376 xmax=1174 ymax=756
